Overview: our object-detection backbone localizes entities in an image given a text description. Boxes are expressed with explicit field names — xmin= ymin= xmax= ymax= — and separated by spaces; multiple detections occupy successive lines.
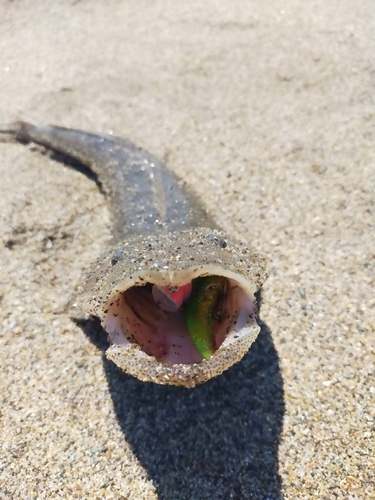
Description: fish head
xmin=79 ymin=228 xmax=268 ymax=387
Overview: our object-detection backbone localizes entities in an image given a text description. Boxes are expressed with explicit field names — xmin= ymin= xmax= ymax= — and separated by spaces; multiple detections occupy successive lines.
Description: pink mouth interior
xmin=102 ymin=278 xmax=256 ymax=365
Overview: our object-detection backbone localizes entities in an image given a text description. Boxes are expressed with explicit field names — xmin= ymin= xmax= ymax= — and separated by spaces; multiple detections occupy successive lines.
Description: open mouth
xmin=79 ymin=227 xmax=268 ymax=385
xmin=102 ymin=274 xmax=257 ymax=366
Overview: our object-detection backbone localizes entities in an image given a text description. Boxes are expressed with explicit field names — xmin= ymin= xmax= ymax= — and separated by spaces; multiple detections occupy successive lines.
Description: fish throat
xmin=103 ymin=272 xmax=257 ymax=365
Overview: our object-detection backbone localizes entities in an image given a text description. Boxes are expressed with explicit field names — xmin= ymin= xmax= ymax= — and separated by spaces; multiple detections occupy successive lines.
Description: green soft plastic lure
xmin=185 ymin=276 xmax=228 ymax=359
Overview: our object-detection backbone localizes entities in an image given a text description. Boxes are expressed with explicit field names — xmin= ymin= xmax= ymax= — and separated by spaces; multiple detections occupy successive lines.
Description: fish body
xmin=1 ymin=121 xmax=268 ymax=387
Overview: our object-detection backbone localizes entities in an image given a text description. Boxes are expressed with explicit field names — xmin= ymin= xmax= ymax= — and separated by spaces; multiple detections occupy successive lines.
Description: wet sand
xmin=0 ymin=1 xmax=374 ymax=499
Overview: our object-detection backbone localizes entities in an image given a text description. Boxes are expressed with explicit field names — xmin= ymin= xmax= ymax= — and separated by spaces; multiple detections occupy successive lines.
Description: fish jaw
xmin=105 ymin=322 xmax=260 ymax=388
xmin=78 ymin=227 xmax=268 ymax=387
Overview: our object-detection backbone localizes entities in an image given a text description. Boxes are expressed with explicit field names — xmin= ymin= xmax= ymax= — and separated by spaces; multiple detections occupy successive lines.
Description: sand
xmin=0 ymin=1 xmax=374 ymax=499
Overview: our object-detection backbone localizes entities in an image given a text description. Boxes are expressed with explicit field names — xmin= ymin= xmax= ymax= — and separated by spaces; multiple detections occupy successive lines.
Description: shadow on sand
xmin=76 ymin=294 xmax=284 ymax=500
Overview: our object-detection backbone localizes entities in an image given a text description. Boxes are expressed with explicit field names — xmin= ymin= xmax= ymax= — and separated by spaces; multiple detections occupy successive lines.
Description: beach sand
xmin=0 ymin=1 xmax=374 ymax=498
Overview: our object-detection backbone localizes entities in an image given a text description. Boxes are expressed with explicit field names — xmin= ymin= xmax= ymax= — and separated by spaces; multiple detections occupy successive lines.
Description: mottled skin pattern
xmin=1 ymin=121 xmax=268 ymax=387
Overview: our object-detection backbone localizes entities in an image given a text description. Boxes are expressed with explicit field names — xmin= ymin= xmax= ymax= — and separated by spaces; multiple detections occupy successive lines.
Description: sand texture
xmin=0 ymin=1 xmax=374 ymax=499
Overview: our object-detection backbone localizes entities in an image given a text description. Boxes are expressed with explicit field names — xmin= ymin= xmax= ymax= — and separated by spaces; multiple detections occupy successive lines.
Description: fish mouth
xmin=80 ymin=228 xmax=267 ymax=386
xmin=102 ymin=267 xmax=257 ymax=366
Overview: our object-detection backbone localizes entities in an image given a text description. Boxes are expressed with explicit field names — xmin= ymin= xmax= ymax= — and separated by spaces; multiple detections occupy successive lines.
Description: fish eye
xmin=213 ymin=305 xmax=224 ymax=322
xmin=212 ymin=290 xmax=227 ymax=323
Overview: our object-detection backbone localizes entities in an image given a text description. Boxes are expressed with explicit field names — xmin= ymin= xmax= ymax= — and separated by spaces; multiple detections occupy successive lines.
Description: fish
xmin=0 ymin=121 xmax=268 ymax=387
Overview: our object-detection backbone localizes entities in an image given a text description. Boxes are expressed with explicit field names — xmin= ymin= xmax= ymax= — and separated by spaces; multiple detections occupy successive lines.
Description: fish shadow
xmin=76 ymin=296 xmax=284 ymax=500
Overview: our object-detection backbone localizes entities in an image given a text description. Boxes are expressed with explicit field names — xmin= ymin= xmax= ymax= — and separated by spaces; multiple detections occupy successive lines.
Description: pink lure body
xmin=152 ymin=283 xmax=193 ymax=312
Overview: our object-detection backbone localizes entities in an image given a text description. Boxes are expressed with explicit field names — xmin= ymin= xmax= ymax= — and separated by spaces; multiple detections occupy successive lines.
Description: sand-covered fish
xmin=1 ymin=121 xmax=268 ymax=387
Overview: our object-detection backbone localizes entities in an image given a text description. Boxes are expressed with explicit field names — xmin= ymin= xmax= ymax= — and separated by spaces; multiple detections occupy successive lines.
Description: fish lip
xmin=78 ymin=228 xmax=268 ymax=316
xmin=105 ymin=321 xmax=260 ymax=388
xmin=93 ymin=264 xmax=259 ymax=320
